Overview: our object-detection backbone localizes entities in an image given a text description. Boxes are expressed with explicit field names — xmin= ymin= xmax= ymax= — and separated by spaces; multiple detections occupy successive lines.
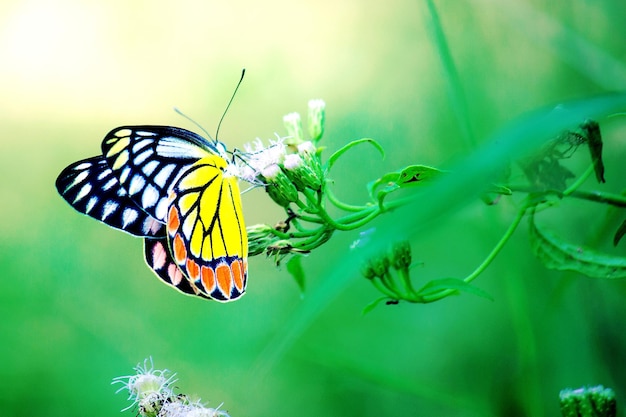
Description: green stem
xmin=421 ymin=201 xmax=529 ymax=303
xmin=302 ymin=188 xmax=376 ymax=231
xmin=379 ymin=271 xmax=404 ymax=298
xmin=398 ymin=268 xmax=418 ymax=297
xmin=369 ymin=279 xmax=398 ymax=299
xmin=507 ymin=183 xmax=626 ymax=208
xmin=563 ymin=164 xmax=594 ymax=196
xmin=324 ymin=185 xmax=370 ymax=212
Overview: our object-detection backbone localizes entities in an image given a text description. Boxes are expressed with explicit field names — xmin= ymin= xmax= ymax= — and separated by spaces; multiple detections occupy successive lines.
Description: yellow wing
xmin=167 ymin=155 xmax=248 ymax=302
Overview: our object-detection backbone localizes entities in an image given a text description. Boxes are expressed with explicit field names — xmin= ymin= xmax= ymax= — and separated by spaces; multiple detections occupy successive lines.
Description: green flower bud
xmin=390 ymin=241 xmax=412 ymax=271
xmin=283 ymin=112 xmax=304 ymax=146
xmin=559 ymin=386 xmax=616 ymax=417
xmin=247 ymin=223 xmax=278 ymax=256
xmin=362 ymin=255 xmax=390 ymax=279
xmin=297 ymin=141 xmax=324 ymax=180
xmin=261 ymin=164 xmax=299 ymax=207
xmin=307 ymin=99 xmax=326 ymax=142
xmin=282 ymin=154 xmax=322 ymax=191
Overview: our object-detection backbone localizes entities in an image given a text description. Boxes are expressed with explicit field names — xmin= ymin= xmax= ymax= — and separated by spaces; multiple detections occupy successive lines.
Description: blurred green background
xmin=2 ymin=1 xmax=626 ymax=416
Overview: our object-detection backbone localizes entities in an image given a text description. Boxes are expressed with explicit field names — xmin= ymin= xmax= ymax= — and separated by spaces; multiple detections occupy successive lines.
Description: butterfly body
xmin=56 ymin=126 xmax=247 ymax=302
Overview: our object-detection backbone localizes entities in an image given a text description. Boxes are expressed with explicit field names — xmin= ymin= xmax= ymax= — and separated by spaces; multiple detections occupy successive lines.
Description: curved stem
xmin=302 ymin=188 xmax=375 ymax=231
xmin=422 ymin=201 xmax=529 ymax=303
xmin=324 ymin=185 xmax=370 ymax=212
xmin=563 ymin=164 xmax=594 ymax=196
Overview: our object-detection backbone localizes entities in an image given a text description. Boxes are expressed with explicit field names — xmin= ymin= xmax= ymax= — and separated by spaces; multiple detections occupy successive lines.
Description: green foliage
xmin=529 ymin=210 xmax=626 ymax=279
xmin=560 ymin=385 xmax=616 ymax=417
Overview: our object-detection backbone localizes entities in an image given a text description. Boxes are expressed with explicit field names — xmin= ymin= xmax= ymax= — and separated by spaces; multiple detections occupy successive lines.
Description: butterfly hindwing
xmin=55 ymin=156 xmax=164 ymax=237
xmin=166 ymin=156 xmax=248 ymax=302
xmin=101 ymin=126 xmax=222 ymax=222
xmin=144 ymin=236 xmax=209 ymax=298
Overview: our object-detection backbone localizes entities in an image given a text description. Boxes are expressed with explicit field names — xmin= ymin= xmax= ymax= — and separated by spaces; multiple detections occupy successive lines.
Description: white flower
xmin=112 ymin=358 xmax=177 ymax=412
xmin=238 ymin=137 xmax=287 ymax=183
xmin=283 ymin=154 xmax=303 ymax=171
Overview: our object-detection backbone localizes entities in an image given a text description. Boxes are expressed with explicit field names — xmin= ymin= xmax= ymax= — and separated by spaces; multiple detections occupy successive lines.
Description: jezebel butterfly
xmin=56 ymin=126 xmax=248 ymax=302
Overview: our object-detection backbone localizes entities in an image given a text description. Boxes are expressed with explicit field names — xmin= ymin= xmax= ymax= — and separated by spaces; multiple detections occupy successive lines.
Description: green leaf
xmin=286 ymin=255 xmax=306 ymax=293
xmin=581 ymin=119 xmax=605 ymax=183
xmin=529 ymin=211 xmax=626 ymax=278
xmin=325 ymin=138 xmax=385 ymax=173
xmin=613 ymin=219 xmax=626 ymax=246
xmin=368 ymin=165 xmax=444 ymax=206
xmin=361 ymin=297 xmax=391 ymax=315
xmin=416 ymin=278 xmax=493 ymax=300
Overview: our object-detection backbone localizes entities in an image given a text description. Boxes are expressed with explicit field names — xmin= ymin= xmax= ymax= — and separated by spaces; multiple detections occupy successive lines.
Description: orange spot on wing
xmin=201 ymin=265 xmax=216 ymax=292
xmin=173 ymin=234 xmax=187 ymax=264
xmin=231 ymin=259 xmax=245 ymax=291
xmin=216 ymin=263 xmax=233 ymax=297
xmin=168 ymin=207 xmax=180 ymax=233
xmin=186 ymin=259 xmax=200 ymax=280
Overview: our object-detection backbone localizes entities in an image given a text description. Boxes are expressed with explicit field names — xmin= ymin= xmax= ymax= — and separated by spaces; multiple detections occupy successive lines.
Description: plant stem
xmin=421 ymin=201 xmax=529 ymax=303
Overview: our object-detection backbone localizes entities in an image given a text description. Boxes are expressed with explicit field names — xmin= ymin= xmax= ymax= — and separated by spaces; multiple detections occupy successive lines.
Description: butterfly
xmin=55 ymin=125 xmax=248 ymax=302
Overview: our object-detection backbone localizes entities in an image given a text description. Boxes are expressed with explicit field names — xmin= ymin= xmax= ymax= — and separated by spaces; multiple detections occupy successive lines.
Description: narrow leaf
xmin=361 ymin=297 xmax=391 ymax=315
xmin=529 ymin=212 xmax=626 ymax=278
xmin=286 ymin=255 xmax=306 ymax=293
xmin=417 ymin=278 xmax=493 ymax=300
xmin=613 ymin=219 xmax=626 ymax=246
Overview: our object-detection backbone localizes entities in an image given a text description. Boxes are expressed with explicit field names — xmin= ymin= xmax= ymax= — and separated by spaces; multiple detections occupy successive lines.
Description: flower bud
xmin=307 ymin=99 xmax=326 ymax=142
xmin=261 ymin=164 xmax=299 ymax=207
xmin=247 ymin=223 xmax=277 ymax=256
xmin=283 ymin=112 xmax=304 ymax=146
xmin=362 ymin=255 xmax=390 ymax=279
xmin=390 ymin=241 xmax=412 ymax=271
xmin=559 ymin=386 xmax=616 ymax=417
xmin=282 ymin=153 xmax=322 ymax=191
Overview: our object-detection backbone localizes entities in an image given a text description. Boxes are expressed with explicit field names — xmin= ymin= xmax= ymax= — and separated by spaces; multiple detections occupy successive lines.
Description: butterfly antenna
xmin=215 ymin=68 xmax=246 ymax=141
xmin=173 ymin=107 xmax=216 ymax=142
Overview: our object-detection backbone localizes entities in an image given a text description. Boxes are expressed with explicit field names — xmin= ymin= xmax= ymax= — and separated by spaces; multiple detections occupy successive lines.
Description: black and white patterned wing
xmin=55 ymin=156 xmax=164 ymax=237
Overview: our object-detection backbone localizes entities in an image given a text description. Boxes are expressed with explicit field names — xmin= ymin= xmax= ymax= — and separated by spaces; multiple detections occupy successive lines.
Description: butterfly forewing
xmin=55 ymin=156 xmax=165 ymax=237
xmin=101 ymin=126 xmax=220 ymax=222
xmin=166 ymin=155 xmax=248 ymax=302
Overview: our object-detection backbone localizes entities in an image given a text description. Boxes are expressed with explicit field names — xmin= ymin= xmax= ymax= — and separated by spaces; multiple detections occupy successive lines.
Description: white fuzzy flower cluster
xmin=112 ymin=358 xmax=230 ymax=417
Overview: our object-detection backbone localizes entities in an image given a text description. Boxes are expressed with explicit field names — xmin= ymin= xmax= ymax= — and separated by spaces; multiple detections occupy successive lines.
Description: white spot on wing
xmin=73 ymin=183 xmax=92 ymax=203
xmin=156 ymin=136 xmax=210 ymax=159
xmin=103 ymin=178 xmax=117 ymax=191
xmin=182 ymin=208 xmax=197 ymax=240
xmin=119 ymin=167 xmax=130 ymax=184
xmin=122 ymin=208 xmax=139 ymax=228
xmin=75 ymin=162 xmax=92 ymax=170
xmin=155 ymin=198 xmax=169 ymax=221
xmin=97 ymin=170 xmax=109 ymax=181
xmin=101 ymin=201 xmax=118 ymax=220
xmin=133 ymin=149 xmax=151 ymax=165
xmin=85 ymin=196 xmax=97 ymax=214
xmin=142 ymin=160 xmax=159 ymax=176
xmin=141 ymin=184 xmax=159 ymax=209
xmin=128 ymin=175 xmax=146 ymax=195
xmin=73 ymin=170 xmax=89 ymax=186
xmin=154 ymin=164 xmax=176 ymax=188
xmin=133 ymin=139 xmax=152 ymax=152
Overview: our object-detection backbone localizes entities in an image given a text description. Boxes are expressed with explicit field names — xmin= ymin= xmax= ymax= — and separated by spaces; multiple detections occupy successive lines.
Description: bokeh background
xmin=2 ymin=1 xmax=626 ymax=416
